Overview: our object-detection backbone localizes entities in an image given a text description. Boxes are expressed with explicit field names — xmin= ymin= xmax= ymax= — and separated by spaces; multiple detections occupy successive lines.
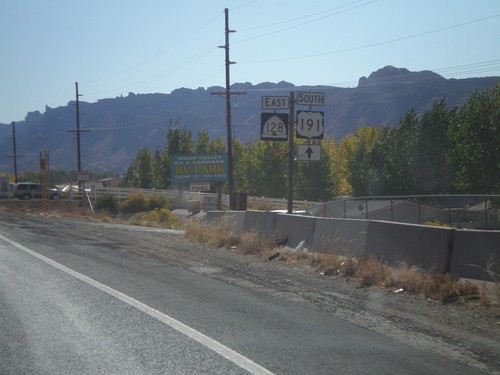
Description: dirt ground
xmin=1 ymin=199 xmax=499 ymax=373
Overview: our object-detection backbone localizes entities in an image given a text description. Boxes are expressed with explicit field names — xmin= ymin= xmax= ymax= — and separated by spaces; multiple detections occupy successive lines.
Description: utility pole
xmin=67 ymin=82 xmax=89 ymax=191
xmin=222 ymin=8 xmax=235 ymax=198
xmin=287 ymin=92 xmax=295 ymax=214
xmin=212 ymin=8 xmax=246 ymax=209
xmin=75 ymin=82 xmax=82 ymax=178
xmin=9 ymin=122 xmax=22 ymax=184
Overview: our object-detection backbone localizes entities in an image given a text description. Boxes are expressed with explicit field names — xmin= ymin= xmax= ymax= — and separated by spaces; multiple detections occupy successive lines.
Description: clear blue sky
xmin=1 ymin=0 xmax=499 ymax=124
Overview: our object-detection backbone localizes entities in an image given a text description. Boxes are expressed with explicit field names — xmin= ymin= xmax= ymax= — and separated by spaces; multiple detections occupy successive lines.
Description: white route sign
xmin=295 ymin=111 xmax=324 ymax=139
xmin=297 ymin=144 xmax=321 ymax=161
xmin=297 ymin=92 xmax=325 ymax=106
xmin=261 ymin=113 xmax=289 ymax=141
xmin=261 ymin=96 xmax=289 ymax=110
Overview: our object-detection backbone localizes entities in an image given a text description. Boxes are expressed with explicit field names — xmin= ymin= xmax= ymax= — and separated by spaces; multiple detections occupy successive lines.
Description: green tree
xmin=450 ymin=84 xmax=500 ymax=193
xmin=122 ymin=149 xmax=154 ymax=188
xmin=295 ymin=139 xmax=337 ymax=201
xmin=415 ymin=99 xmax=457 ymax=194
xmin=370 ymin=110 xmax=419 ymax=195
xmin=346 ymin=126 xmax=380 ymax=196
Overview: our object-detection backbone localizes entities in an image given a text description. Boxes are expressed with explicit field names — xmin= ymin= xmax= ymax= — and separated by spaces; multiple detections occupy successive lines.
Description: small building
xmin=0 ymin=175 xmax=11 ymax=198
xmin=98 ymin=176 xmax=123 ymax=188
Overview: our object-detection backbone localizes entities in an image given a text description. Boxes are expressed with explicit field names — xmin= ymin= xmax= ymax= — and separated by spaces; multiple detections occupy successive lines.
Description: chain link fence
xmin=308 ymin=195 xmax=500 ymax=230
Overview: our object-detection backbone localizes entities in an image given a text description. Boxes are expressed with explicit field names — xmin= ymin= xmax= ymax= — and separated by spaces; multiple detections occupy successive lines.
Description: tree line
xmin=122 ymin=84 xmax=499 ymax=200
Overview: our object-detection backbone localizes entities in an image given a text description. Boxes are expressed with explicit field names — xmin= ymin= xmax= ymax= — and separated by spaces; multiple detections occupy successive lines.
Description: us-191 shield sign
xmin=296 ymin=111 xmax=324 ymax=139
xmin=260 ymin=113 xmax=289 ymax=141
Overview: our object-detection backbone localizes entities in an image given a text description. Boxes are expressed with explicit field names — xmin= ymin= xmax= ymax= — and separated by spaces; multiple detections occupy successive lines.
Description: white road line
xmin=0 ymin=233 xmax=275 ymax=375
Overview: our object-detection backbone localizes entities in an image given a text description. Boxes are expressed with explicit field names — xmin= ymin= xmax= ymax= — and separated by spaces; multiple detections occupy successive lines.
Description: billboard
xmin=170 ymin=154 xmax=228 ymax=184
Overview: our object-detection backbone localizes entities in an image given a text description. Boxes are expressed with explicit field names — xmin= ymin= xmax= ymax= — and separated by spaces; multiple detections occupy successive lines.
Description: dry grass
xmin=183 ymin=221 xmax=490 ymax=304
xmin=183 ymin=219 xmax=214 ymax=244
xmin=238 ymin=230 xmax=277 ymax=256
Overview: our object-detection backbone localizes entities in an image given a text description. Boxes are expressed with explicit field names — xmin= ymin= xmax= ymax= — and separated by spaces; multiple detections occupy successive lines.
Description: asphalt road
xmin=0 ymin=214 xmax=488 ymax=374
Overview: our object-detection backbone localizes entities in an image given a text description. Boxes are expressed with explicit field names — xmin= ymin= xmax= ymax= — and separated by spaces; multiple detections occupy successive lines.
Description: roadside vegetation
xmin=1 ymin=198 xmax=497 ymax=311
xmin=184 ymin=219 xmax=499 ymax=308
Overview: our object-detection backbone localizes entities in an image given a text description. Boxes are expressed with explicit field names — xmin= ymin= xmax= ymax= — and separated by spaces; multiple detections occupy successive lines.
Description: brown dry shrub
xmin=311 ymin=253 xmax=344 ymax=275
xmin=183 ymin=219 xmax=212 ymax=243
xmin=384 ymin=263 xmax=429 ymax=293
xmin=238 ymin=230 xmax=276 ymax=256
xmin=422 ymin=273 xmax=461 ymax=302
xmin=279 ymin=250 xmax=310 ymax=263
xmin=356 ymin=256 xmax=388 ymax=287
xmin=339 ymin=257 xmax=358 ymax=277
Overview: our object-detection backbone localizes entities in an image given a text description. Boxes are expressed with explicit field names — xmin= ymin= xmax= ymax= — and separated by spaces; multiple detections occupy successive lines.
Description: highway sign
xmin=261 ymin=96 xmax=289 ymax=110
xmin=297 ymin=92 xmax=325 ymax=106
xmin=261 ymin=113 xmax=289 ymax=141
xmin=296 ymin=111 xmax=324 ymax=139
xmin=297 ymin=144 xmax=321 ymax=161
xmin=170 ymin=154 xmax=227 ymax=183
xmin=77 ymin=171 xmax=90 ymax=181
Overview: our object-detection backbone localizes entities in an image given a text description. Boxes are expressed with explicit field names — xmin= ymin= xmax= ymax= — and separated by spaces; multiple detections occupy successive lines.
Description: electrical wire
xmin=82 ymin=12 xmax=223 ymax=86
xmin=238 ymin=14 xmax=500 ymax=64
xmin=234 ymin=0 xmax=378 ymax=44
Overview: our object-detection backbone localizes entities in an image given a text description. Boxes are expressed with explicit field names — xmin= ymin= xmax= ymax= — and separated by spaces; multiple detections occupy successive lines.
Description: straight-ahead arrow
xmin=306 ymin=147 xmax=314 ymax=158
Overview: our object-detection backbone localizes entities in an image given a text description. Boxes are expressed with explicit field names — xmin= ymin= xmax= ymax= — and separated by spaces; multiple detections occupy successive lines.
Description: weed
xmin=120 ymin=194 xmax=149 ymax=213
xmin=131 ymin=208 xmax=178 ymax=228
xmin=238 ymin=230 xmax=276 ymax=256
xmin=422 ymin=220 xmax=451 ymax=228
xmin=184 ymin=219 xmax=213 ymax=243
xmin=465 ymin=255 xmax=500 ymax=306
xmin=356 ymin=256 xmax=388 ymax=287
xmin=95 ymin=194 xmax=119 ymax=214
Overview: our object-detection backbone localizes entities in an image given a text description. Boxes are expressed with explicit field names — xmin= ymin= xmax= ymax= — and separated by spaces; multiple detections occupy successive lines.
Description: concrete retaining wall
xmin=243 ymin=211 xmax=278 ymax=236
xmin=273 ymin=214 xmax=317 ymax=248
xmin=206 ymin=210 xmax=246 ymax=233
xmin=366 ymin=221 xmax=453 ymax=274
xmin=205 ymin=210 xmax=499 ymax=280
xmin=311 ymin=218 xmax=368 ymax=256
xmin=450 ymin=230 xmax=500 ymax=280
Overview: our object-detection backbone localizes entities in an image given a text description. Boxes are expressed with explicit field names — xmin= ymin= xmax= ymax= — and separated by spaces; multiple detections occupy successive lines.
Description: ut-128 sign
xmin=260 ymin=113 xmax=289 ymax=141
xmin=170 ymin=154 xmax=228 ymax=183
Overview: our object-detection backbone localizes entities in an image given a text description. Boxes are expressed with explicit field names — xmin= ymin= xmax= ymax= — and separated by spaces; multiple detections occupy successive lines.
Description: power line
xmin=240 ymin=14 xmax=500 ymax=65
xmin=82 ymin=12 xmax=223 ymax=86
xmin=234 ymin=0 xmax=378 ymax=44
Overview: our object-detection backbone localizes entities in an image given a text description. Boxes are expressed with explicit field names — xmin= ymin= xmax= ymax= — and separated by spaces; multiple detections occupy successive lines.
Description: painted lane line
xmin=0 ymin=233 xmax=275 ymax=375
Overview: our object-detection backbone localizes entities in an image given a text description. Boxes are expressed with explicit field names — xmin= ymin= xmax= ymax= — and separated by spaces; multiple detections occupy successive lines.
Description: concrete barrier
xmin=450 ymin=230 xmax=500 ymax=280
xmin=205 ymin=211 xmax=499 ymax=280
xmin=205 ymin=210 xmax=246 ymax=233
xmin=366 ymin=220 xmax=453 ymax=274
xmin=311 ymin=217 xmax=368 ymax=256
xmin=273 ymin=214 xmax=316 ymax=248
xmin=243 ymin=210 xmax=279 ymax=236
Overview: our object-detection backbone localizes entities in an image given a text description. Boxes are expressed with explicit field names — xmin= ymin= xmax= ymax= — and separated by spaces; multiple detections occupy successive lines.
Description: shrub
xmin=148 ymin=196 xmax=171 ymax=210
xmin=94 ymin=195 xmax=119 ymax=214
xmin=423 ymin=220 xmax=451 ymax=228
xmin=131 ymin=208 xmax=178 ymax=227
xmin=121 ymin=194 xmax=149 ymax=213
xmin=184 ymin=219 xmax=213 ymax=243
xmin=238 ymin=230 xmax=276 ymax=256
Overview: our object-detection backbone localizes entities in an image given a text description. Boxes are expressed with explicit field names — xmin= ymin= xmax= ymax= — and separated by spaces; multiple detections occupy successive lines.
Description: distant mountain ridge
xmin=1 ymin=66 xmax=498 ymax=174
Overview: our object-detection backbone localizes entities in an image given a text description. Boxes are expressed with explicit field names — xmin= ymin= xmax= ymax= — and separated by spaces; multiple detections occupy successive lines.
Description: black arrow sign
xmin=306 ymin=147 xmax=314 ymax=159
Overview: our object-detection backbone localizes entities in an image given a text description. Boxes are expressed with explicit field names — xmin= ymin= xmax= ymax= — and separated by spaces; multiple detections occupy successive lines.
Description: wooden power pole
xmin=212 ymin=8 xmax=246 ymax=209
